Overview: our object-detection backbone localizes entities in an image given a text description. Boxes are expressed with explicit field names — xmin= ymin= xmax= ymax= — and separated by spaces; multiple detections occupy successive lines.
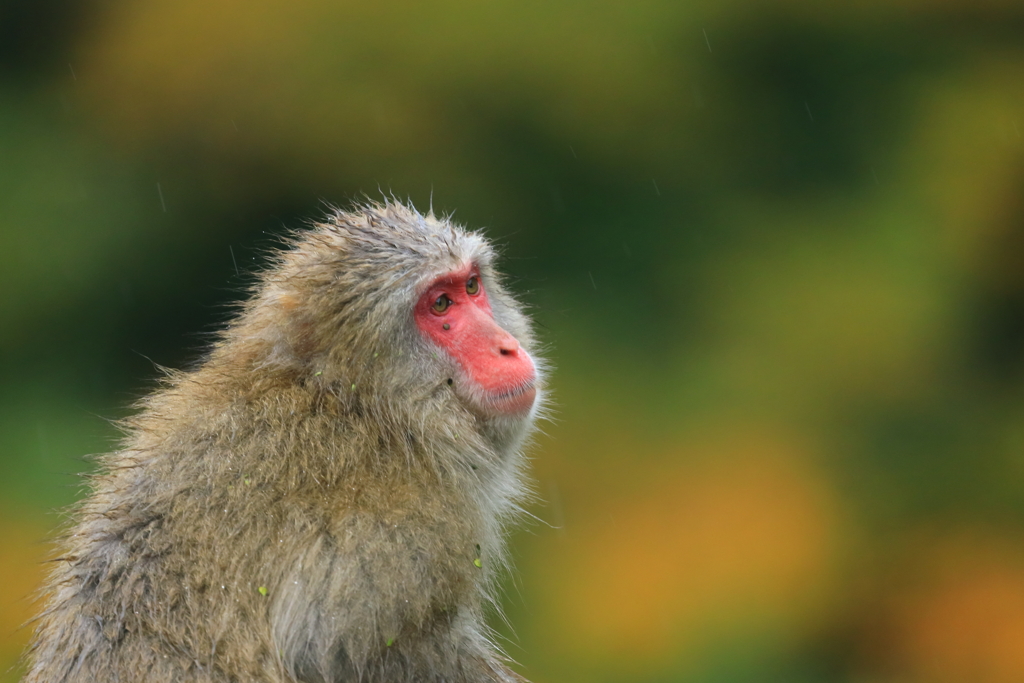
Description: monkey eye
xmin=466 ymin=276 xmax=480 ymax=296
xmin=432 ymin=294 xmax=453 ymax=314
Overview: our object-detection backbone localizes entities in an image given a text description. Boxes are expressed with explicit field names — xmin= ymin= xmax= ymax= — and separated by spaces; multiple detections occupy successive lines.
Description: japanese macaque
xmin=23 ymin=202 xmax=546 ymax=683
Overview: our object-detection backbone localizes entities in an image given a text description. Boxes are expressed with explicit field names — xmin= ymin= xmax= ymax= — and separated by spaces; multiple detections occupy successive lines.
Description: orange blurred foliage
xmin=0 ymin=511 xmax=50 ymax=683
xmin=876 ymin=533 xmax=1024 ymax=683
xmin=527 ymin=429 xmax=841 ymax=676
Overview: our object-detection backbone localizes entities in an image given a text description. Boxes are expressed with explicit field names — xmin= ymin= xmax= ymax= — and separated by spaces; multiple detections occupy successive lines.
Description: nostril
xmin=499 ymin=344 xmax=520 ymax=356
xmin=498 ymin=334 xmax=520 ymax=357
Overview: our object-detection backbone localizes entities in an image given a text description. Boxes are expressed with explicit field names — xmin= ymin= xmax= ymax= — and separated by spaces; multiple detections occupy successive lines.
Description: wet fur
xmin=22 ymin=202 xmax=546 ymax=682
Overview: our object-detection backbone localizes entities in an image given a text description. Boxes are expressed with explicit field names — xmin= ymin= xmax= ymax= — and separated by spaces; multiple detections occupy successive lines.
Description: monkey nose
xmin=497 ymin=335 xmax=520 ymax=357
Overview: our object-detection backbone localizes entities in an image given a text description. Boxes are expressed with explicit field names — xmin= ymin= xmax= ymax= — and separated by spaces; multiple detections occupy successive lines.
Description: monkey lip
xmin=486 ymin=380 xmax=537 ymax=414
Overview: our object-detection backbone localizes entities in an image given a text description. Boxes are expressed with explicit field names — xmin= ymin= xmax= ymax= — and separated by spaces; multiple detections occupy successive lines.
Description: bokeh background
xmin=5 ymin=1 xmax=1024 ymax=681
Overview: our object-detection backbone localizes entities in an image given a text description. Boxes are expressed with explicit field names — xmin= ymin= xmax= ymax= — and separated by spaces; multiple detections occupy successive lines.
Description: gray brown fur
xmin=22 ymin=202 xmax=546 ymax=683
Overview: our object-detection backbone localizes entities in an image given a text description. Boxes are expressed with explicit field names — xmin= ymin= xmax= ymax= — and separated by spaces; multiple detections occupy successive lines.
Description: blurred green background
xmin=5 ymin=1 xmax=1024 ymax=681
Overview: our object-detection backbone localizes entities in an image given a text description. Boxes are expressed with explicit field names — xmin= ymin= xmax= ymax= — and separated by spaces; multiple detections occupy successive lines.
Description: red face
xmin=414 ymin=264 xmax=537 ymax=416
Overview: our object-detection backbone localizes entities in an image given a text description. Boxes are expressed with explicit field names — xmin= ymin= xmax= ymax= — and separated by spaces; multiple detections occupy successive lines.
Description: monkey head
xmin=240 ymin=202 xmax=544 ymax=441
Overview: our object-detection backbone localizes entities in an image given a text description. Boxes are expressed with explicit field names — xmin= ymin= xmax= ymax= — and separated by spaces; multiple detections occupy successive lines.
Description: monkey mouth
xmin=487 ymin=380 xmax=537 ymax=414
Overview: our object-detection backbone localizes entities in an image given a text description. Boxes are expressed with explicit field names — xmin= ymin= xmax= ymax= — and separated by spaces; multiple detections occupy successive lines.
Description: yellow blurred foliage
xmin=75 ymin=0 xmax=693 ymax=173
xmin=903 ymin=57 xmax=1024 ymax=276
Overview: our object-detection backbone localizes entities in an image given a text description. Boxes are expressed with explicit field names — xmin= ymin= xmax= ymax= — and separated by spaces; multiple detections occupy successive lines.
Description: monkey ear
xmin=242 ymin=290 xmax=315 ymax=368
